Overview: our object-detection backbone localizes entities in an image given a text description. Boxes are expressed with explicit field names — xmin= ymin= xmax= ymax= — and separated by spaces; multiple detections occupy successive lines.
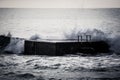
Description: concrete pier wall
xmin=24 ymin=40 xmax=110 ymax=56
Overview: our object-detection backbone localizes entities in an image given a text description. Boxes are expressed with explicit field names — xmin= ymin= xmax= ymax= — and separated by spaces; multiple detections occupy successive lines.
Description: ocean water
xmin=0 ymin=53 xmax=120 ymax=80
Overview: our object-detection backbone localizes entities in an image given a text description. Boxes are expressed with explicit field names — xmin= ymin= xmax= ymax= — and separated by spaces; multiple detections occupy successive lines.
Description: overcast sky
xmin=0 ymin=0 xmax=120 ymax=8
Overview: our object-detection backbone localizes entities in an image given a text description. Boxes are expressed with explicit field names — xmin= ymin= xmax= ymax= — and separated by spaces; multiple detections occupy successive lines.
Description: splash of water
xmin=64 ymin=28 xmax=108 ymax=41
xmin=29 ymin=34 xmax=41 ymax=40
xmin=64 ymin=28 xmax=120 ymax=54
xmin=108 ymin=35 xmax=120 ymax=54
xmin=4 ymin=38 xmax=24 ymax=54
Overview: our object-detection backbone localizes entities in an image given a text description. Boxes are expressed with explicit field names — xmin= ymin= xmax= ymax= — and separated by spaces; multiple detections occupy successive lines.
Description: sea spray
xmin=64 ymin=28 xmax=120 ymax=54
xmin=29 ymin=34 xmax=41 ymax=40
xmin=4 ymin=38 xmax=24 ymax=54
xmin=3 ymin=34 xmax=41 ymax=54
xmin=64 ymin=28 xmax=108 ymax=41
xmin=108 ymin=35 xmax=120 ymax=54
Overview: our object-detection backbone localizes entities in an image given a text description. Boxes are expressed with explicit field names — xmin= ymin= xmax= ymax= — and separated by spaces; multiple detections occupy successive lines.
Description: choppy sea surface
xmin=0 ymin=53 xmax=120 ymax=80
